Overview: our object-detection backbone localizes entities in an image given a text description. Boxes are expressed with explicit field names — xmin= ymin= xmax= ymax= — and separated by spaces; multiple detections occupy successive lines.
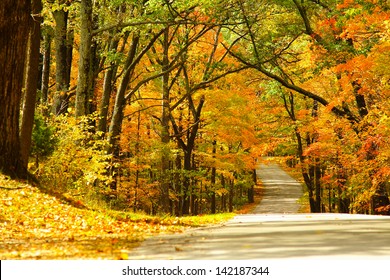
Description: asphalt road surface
xmin=252 ymin=162 xmax=302 ymax=214
xmin=129 ymin=162 xmax=390 ymax=259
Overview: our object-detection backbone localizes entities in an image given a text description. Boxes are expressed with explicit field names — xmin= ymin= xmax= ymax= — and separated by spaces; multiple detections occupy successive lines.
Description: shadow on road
xmin=129 ymin=214 xmax=390 ymax=259
xmin=129 ymin=162 xmax=390 ymax=260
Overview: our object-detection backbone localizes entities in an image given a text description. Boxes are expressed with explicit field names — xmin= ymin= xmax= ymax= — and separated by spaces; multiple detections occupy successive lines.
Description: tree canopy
xmin=1 ymin=0 xmax=389 ymax=215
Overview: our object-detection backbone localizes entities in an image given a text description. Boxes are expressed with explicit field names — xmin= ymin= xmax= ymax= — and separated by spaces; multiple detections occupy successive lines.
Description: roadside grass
xmin=0 ymin=173 xmax=238 ymax=259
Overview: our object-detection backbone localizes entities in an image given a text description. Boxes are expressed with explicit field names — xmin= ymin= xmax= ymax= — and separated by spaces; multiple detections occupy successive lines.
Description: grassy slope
xmin=1 ymin=174 xmax=247 ymax=259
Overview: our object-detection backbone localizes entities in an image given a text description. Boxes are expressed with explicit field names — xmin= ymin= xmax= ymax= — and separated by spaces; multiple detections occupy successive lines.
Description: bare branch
xmin=124 ymin=62 xmax=181 ymax=101
xmin=92 ymin=19 xmax=246 ymax=36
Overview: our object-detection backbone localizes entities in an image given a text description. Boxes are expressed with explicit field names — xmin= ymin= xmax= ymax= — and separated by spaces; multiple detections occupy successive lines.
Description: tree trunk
xmin=40 ymin=30 xmax=51 ymax=104
xmin=221 ymin=175 xmax=226 ymax=212
xmin=88 ymin=38 xmax=99 ymax=114
xmin=228 ymin=179 xmax=234 ymax=212
xmin=133 ymin=110 xmax=141 ymax=212
xmin=20 ymin=0 xmax=43 ymax=169
xmin=314 ymin=162 xmax=322 ymax=212
xmin=174 ymin=152 xmax=182 ymax=216
xmin=0 ymin=0 xmax=30 ymax=178
xmin=181 ymin=149 xmax=191 ymax=215
xmin=52 ymin=8 xmax=70 ymax=115
xmin=107 ymin=35 xmax=139 ymax=154
xmin=66 ymin=28 xmax=74 ymax=87
xmin=282 ymin=92 xmax=319 ymax=213
xmin=75 ymin=0 xmax=93 ymax=117
xmin=106 ymin=29 xmax=164 ymax=151
xmin=248 ymin=169 xmax=256 ymax=203
xmin=160 ymin=27 xmax=171 ymax=214
xmin=98 ymin=35 xmax=120 ymax=134
xmin=211 ymin=139 xmax=217 ymax=213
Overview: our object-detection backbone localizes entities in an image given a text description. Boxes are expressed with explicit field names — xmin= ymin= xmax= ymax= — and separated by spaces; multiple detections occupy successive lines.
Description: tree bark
xmin=160 ymin=27 xmax=171 ymax=214
xmin=181 ymin=149 xmax=191 ymax=215
xmin=211 ymin=139 xmax=217 ymax=213
xmin=75 ymin=0 xmax=93 ymax=117
xmin=229 ymin=180 xmax=234 ymax=213
xmin=107 ymin=35 xmax=139 ymax=154
xmin=314 ymin=161 xmax=322 ymax=212
xmin=66 ymin=28 xmax=73 ymax=88
xmin=52 ymin=7 xmax=71 ymax=115
xmin=248 ymin=169 xmax=256 ymax=203
xmin=0 ymin=0 xmax=31 ymax=178
xmin=98 ymin=35 xmax=120 ymax=134
xmin=20 ymin=0 xmax=43 ymax=169
xmin=221 ymin=174 xmax=226 ymax=212
xmin=41 ymin=30 xmax=52 ymax=104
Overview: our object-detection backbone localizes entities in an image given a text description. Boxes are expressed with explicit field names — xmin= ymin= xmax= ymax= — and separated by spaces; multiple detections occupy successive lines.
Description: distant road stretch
xmin=253 ymin=162 xmax=302 ymax=214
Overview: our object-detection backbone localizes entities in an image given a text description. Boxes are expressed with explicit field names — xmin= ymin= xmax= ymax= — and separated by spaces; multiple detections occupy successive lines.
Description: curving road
xmin=128 ymin=162 xmax=390 ymax=259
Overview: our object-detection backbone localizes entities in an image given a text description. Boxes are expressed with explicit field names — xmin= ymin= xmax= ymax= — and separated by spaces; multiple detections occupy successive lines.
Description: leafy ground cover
xmin=0 ymin=174 xmax=261 ymax=259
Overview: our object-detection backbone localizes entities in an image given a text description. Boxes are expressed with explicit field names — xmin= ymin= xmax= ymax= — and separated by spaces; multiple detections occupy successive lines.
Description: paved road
xmin=129 ymin=162 xmax=390 ymax=259
xmin=253 ymin=162 xmax=302 ymax=214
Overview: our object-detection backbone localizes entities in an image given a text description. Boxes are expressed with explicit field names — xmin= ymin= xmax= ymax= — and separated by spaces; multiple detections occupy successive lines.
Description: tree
xmin=50 ymin=0 xmax=73 ymax=115
xmin=0 ymin=0 xmax=31 ymax=178
xmin=106 ymin=31 xmax=164 ymax=155
xmin=168 ymin=25 xmax=249 ymax=214
xmin=97 ymin=30 xmax=121 ymax=135
xmin=40 ymin=27 xmax=52 ymax=104
xmin=18 ymin=0 xmax=289 ymax=215
xmin=213 ymin=0 xmax=389 ymax=213
xmin=103 ymin=1 xmax=219 ymax=213
xmin=75 ymin=0 xmax=93 ymax=117
xmin=20 ymin=0 xmax=43 ymax=170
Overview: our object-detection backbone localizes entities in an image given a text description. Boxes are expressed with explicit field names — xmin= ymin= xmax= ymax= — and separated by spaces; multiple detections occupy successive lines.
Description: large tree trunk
xmin=0 ymin=0 xmax=31 ymax=178
xmin=20 ymin=0 xmax=43 ymax=169
xmin=75 ymin=0 xmax=93 ymax=117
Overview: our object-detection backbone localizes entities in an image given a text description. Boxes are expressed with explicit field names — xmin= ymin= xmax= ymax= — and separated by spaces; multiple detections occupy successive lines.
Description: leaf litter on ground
xmin=0 ymin=175 xmax=234 ymax=259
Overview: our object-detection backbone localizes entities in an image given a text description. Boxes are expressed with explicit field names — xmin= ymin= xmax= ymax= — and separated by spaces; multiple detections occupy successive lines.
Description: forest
xmin=1 ymin=0 xmax=390 ymax=219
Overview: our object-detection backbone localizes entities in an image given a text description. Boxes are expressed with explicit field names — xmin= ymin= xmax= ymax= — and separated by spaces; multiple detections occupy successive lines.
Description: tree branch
xmin=225 ymin=46 xmax=359 ymax=124
xmin=292 ymin=0 xmax=323 ymax=42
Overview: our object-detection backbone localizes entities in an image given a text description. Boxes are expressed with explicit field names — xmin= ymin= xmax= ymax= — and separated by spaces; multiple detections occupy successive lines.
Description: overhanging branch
xmin=225 ymin=46 xmax=360 ymax=124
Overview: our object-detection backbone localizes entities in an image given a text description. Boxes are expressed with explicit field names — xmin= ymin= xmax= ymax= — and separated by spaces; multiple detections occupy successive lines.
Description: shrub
xmin=30 ymin=112 xmax=57 ymax=167
xmin=37 ymin=114 xmax=113 ymax=209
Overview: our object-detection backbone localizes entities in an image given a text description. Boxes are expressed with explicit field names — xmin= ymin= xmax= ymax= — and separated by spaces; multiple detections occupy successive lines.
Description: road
xmin=129 ymin=162 xmax=390 ymax=259
xmin=252 ymin=162 xmax=302 ymax=214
